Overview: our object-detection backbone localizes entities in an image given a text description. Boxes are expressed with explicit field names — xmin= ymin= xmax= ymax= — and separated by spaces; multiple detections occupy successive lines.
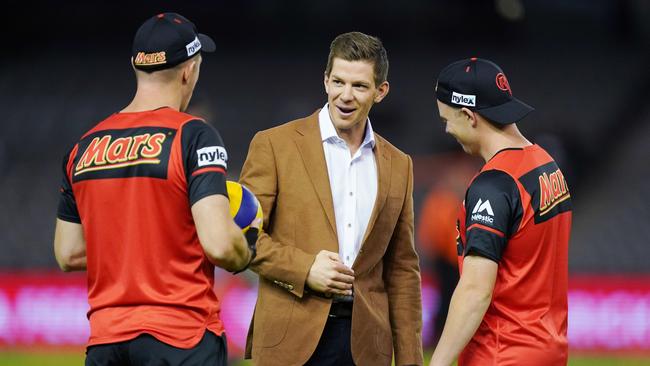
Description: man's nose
xmin=340 ymin=85 xmax=354 ymax=102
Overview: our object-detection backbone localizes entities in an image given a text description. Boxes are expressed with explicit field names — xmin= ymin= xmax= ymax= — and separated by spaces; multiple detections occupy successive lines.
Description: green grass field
xmin=1 ymin=351 xmax=649 ymax=366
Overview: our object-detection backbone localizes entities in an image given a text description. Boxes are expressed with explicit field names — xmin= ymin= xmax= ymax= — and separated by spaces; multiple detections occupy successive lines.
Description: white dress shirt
xmin=319 ymin=105 xmax=378 ymax=268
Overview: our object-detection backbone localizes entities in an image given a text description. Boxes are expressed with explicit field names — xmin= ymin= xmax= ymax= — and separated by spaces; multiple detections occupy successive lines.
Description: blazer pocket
xmin=371 ymin=291 xmax=394 ymax=356
xmin=257 ymin=285 xmax=296 ymax=348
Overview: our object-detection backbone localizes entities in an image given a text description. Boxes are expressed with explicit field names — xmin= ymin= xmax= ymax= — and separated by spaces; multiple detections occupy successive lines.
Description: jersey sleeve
xmin=57 ymin=147 xmax=81 ymax=223
xmin=181 ymin=119 xmax=228 ymax=206
xmin=463 ymin=169 xmax=522 ymax=262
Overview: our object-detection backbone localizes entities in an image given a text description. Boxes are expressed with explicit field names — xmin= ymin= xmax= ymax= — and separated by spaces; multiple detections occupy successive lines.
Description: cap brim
xmin=476 ymin=97 xmax=534 ymax=125
xmin=198 ymin=33 xmax=216 ymax=52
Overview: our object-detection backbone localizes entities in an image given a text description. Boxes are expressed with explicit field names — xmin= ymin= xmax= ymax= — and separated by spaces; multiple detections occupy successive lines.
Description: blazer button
xmin=287 ymin=284 xmax=294 ymax=291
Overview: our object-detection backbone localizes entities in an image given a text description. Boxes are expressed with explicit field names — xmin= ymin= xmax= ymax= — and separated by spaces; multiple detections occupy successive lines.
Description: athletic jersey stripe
xmin=192 ymin=166 xmax=225 ymax=176
xmin=467 ymin=223 xmax=505 ymax=237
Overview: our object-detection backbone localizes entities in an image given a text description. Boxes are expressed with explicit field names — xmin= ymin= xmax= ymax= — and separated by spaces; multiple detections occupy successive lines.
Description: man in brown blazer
xmin=240 ymin=32 xmax=423 ymax=366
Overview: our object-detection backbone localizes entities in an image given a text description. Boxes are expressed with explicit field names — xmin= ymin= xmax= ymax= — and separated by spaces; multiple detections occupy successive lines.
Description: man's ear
xmin=182 ymin=60 xmax=196 ymax=84
xmin=461 ymin=107 xmax=478 ymax=127
xmin=323 ymin=72 xmax=330 ymax=94
xmin=374 ymin=81 xmax=390 ymax=103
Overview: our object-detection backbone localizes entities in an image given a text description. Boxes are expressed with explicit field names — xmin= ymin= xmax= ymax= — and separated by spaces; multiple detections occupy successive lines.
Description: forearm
xmin=54 ymin=219 xmax=87 ymax=272
xmin=206 ymin=227 xmax=251 ymax=272
xmin=251 ymin=232 xmax=316 ymax=298
xmin=430 ymin=280 xmax=492 ymax=366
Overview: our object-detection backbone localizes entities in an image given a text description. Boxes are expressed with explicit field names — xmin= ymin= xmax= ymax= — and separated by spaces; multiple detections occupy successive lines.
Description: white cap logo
xmin=451 ymin=91 xmax=476 ymax=107
xmin=186 ymin=36 xmax=202 ymax=57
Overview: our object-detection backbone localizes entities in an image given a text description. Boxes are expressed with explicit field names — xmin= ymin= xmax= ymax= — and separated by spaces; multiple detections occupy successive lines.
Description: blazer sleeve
xmin=383 ymin=155 xmax=424 ymax=365
xmin=239 ymin=131 xmax=316 ymax=298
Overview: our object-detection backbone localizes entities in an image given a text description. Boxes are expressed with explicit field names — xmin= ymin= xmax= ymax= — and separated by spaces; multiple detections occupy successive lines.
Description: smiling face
xmin=324 ymin=58 xmax=389 ymax=135
xmin=437 ymin=100 xmax=479 ymax=155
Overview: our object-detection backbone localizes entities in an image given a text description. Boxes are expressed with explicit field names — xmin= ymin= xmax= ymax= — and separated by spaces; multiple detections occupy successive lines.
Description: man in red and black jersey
xmin=429 ymin=58 xmax=572 ymax=366
xmin=53 ymin=13 xmax=258 ymax=366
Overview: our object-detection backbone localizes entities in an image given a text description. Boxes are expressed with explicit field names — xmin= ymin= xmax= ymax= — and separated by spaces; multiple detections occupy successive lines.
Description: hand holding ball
xmin=226 ymin=181 xmax=263 ymax=233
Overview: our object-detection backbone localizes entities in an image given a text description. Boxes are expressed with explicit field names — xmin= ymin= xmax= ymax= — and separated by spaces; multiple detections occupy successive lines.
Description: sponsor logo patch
xmin=197 ymin=146 xmax=227 ymax=168
xmin=496 ymin=73 xmax=512 ymax=95
xmin=538 ymin=168 xmax=570 ymax=216
xmin=471 ymin=198 xmax=494 ymax=224
xmin=75 ymin=133 xmax=166 ymax=176
xmin=451 ymin=91 xmax=476 ymax=107
xmin=519 ymin=161 xmax=572 ymax=224
xmin=134 ymin=51 xmax=167 ymax=66
xmin=72 ymin=127 xmax=175 ymax=182
xmin=186 ymin=36 xmax=202 ymax=57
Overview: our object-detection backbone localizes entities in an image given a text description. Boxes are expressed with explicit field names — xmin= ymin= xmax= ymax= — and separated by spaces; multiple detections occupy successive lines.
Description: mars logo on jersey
xmin=520 ymin=161 xmax=572 ymax=224
xmin=538 ymin=168 xmax=570 ymax=216
xmin=72 ymin=127 xmax=175 ymax=182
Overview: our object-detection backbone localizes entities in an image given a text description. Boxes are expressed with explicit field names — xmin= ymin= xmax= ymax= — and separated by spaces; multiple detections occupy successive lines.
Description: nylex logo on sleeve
xmin=197 ymin=146 xmax=227 ymax=168
xmin=451 ymin=92 xmax=476 ymax=107
xmin=471 ymin=198 xmax=494 ymax=224
xmin=186 ymin=36 xmax=202 ymax=57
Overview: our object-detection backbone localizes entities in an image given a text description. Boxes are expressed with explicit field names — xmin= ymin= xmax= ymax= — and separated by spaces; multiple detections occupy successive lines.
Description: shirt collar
xmin=318 ymin=104 xmax=376 ymax=149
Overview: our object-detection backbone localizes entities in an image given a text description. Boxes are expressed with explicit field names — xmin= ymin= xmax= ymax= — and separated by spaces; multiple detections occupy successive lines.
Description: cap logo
xmin=134 ymin=51 xmax=167 ymax=66
xmin=186 ymin=36 xmax=202 ymax=57
xmin=451 ymin=91 xmax=476 ymax=107
xmin=496 ymin=73 xmax=512 ymax=95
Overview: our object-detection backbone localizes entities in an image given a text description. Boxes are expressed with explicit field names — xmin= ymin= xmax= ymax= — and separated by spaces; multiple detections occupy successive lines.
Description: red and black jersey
xmin=456 ymin=144 xmax=572 ymax=366
xmin=57 ymin=107 xmax=228 ymax=349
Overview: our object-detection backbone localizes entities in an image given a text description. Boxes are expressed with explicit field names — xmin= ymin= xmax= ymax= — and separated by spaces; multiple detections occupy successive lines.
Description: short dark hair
xmin=325 ymin=32 xmax=389 ymax=86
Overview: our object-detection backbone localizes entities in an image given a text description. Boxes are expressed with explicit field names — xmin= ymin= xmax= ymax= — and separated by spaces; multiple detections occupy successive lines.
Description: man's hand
xmin=306 ymin=250 xmax=354 ymax=296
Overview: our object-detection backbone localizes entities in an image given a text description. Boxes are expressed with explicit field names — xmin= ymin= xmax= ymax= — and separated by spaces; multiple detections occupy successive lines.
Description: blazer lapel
xmin=358 ymin=136 xmax=391 ymax=257
xmin=293 ymin=111 xmax=338 ymax=239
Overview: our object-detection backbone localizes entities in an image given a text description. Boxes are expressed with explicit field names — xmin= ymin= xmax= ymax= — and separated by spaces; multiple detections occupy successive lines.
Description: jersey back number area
xmin=72 ymin=127 xmax=176 ymax=182
xmin=519 ymin=161 xmax=572 ymax=224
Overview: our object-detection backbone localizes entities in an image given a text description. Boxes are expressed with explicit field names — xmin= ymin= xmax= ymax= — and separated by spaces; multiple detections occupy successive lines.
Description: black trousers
xmin=85 ymin=330 xmax=227 ymax=366
xmin=304 ymin=316 xmax=355 ymax=366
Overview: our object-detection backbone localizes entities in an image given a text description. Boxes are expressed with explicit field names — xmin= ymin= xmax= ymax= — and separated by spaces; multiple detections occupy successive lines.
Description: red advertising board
xmin=1 ymin=272 xmax=649 ymax=355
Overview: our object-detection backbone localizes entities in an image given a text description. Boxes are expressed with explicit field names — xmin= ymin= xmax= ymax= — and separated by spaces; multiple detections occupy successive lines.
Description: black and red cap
xmin=132 ymin=12 xmax=216 ymax=72
xmin=435 ymin=57 xmax=534 ymax=125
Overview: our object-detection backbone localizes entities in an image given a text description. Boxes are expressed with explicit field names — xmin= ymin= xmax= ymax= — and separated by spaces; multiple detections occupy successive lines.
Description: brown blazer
xmin=240 ymin=111 xmax=423 ymax=366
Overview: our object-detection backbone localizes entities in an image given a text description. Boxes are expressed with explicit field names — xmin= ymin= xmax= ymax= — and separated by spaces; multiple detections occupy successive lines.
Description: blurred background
xmin=1 ymin=0 xmax=649 ymax=365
